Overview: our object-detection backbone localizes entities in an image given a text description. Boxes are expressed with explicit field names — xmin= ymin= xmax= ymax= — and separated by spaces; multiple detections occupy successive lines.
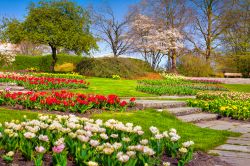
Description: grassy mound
xmin=76 ymin=57 xmax=153 ymax=78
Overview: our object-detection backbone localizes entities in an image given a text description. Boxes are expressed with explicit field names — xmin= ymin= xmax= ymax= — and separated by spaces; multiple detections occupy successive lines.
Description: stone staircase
xmin=136 ymin=99 xmax=250 ymax=166
xmin=136 ymin=100 xmax=218 ymax=123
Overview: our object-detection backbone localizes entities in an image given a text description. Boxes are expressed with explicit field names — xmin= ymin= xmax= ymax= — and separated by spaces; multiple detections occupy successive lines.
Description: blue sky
xmin=0 ymin=0 xmax=139 ymax=20
xmin=0 ymin=0 xmax=140 ymax=56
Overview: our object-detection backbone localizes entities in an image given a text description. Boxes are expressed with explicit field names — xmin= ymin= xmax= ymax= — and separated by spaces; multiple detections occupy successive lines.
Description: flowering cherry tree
xmin=130 ymin=14 xmax=183 ymax=70
xmin=0 ymin=51 xmax=16 ymax=66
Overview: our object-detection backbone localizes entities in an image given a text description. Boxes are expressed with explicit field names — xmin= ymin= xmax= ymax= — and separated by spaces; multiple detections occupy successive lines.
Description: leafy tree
xmin=1 ymin=0 xmax=97 ymax=71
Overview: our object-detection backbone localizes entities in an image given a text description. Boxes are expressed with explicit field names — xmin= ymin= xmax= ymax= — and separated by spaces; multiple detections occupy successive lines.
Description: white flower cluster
xmin=0 ymin=51 xmax=16 ymax=65
xmin=149 ymin=127 xmax=181 ymax=142
xmin=0 ymin=114 xmax=194 ymax=165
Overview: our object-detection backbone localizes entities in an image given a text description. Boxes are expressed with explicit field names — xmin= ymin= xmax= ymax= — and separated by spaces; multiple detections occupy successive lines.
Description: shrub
xmin=1 ymin=54 xmax=83 ymax=72
xmin=216 ymin=54 xmax=250 ymax=78
xmin=112 ymin=74 xmax=121 ymax=80
xmin=54 ymin=63 xmax=75 ymax=72
xmin=177 ymin=55 xmax=213 ymax=77
xmin=76 ymin=57 xmax=153 ymax=78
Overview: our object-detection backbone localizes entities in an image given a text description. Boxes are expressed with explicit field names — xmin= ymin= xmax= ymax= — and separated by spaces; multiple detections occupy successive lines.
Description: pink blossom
xmin=35 ymin=146 xmax=46 ymax=153
xmin=52 ymin=144 xmax=65 ymax=153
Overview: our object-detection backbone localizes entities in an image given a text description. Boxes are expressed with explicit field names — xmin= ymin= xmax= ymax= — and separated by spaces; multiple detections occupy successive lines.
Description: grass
xmin=0 ymin=108 xmax=38 ymax=123
xmin=0 ymin=108 xmax=240 ymax=152
xmin=70 ymin=77 xmax=155 ymax=97
xmin=223 ymin=84 xmax=250 ymax=93
xmin=91 ymin=109 xmax=240 ymax=152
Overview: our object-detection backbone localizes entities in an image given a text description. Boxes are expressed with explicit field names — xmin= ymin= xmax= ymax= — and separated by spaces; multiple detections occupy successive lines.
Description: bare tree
xmin=190 ymin=0 xmax=231 ymax=61
xmin=220 ymin=0 xmax=250 ymax=54
xmin=93 ymin=7 xmax=133 ymax=57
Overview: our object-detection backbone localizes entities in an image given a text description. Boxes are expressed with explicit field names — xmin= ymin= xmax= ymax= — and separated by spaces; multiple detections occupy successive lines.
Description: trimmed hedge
xmin=1 ymin=54 xmax=83 ymax=72
xmin=76 ymin=57 xmax=153 ymax=78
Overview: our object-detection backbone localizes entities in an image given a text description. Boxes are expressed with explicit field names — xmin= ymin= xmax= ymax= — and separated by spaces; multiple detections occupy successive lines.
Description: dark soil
xmin=162 ymin=151 xmax=231 ymax=166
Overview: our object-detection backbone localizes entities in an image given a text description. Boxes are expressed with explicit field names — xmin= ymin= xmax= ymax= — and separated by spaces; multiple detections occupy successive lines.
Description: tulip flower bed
xmin=31 ymin=72 xmax=85 ymax=80
xmin=0 ymin=73 xmax=88 ymax=90
xmin=137 ymin=79 xmax=227 ymax=96
xmin=0 ymin=114 xmax=194 ymax=166
xmin=0 ymin=91 xmax=135 ymax=113
xmin=196 ymin=91 xmax=250 ymax=100
xmin=188 ymin=92 xmax=250 ymax=120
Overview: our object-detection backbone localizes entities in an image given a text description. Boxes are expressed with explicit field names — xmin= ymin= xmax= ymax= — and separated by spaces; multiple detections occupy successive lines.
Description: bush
xmin=76 ymin=57 xmax=153 ymax=78
xmin=216 ymin=54 xmax=250 ymax=78
xmin=55 ymin=63 xmax=75 ymax=72
xmin=235 ymin=55 xmax=250 ymax=78
xmin=0 ymin=54 xmax=83 ymax=72
xmin=177 ymin=55 xmax=213 ymax=77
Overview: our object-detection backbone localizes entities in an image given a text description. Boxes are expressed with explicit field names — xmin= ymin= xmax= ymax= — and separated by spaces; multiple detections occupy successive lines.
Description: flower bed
xmin=136 ymin=85 xmax=197 ymax=96
xmin=31 ymin=72 xmax=85 ymax=80
xmin=188 ymin=92 xmax=250 ymax=120
xmin=0 ymin=73 xmax=88 ymax=90
xmin=196 ymin=92 xmax=250 ymax=100
xmin=137 ymin=79 xmax=227 ymax=96
xmin=0 ymin=91 xmax=135 ymax=113
xmin=0 ymin=114 xmax=194 ymax=165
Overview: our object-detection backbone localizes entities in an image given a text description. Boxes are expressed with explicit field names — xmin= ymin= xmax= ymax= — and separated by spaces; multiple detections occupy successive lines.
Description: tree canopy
xmin=1 ymin=0 xmax=98 ymax=71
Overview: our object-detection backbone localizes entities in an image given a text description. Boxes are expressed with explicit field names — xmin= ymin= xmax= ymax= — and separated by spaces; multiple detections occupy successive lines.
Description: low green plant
xmin=54 ymin=63 xmax=75 ymax=72
xmin=112 ymin=74 xmax=121 ymax=80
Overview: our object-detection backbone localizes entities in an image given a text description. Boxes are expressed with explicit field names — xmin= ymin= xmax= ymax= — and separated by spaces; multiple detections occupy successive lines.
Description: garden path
xmin=189 ymin=77 xmax=250 ymax=84
xmin=136 ymin=99 xmax=250 ymax=166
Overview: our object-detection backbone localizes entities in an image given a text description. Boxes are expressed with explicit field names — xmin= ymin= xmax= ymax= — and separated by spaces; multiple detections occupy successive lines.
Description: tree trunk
xmin=50 ymin=46 xmax=57 ymax=72
xmin=170 ymin=49 xmax=178 ymax=73
xmin=206 ymin=3 xmax=212 ymax=61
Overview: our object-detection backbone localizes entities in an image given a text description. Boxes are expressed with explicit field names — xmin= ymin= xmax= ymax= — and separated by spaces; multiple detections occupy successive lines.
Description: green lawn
xmin=0 ymin=108 xmax=38 ymax=123
xmin=0 ymin=108 xmax=239 ymax=152
xmin=91 ymin=109 xmax=239 ymax=152
xmin=70 ymin=77 xmax=155 ymax=97
xmin=223 ymin=84 xmax=250 ymax=92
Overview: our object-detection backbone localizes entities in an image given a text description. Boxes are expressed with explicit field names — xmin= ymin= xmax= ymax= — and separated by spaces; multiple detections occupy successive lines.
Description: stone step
xmin=162 ymin=107 xmax=201 ymax=116
xmin=177 ymin=113 xmax=218 ymax=122
xmin=209 ymin=150 xmax=250 ymax=166
xmin=226 ymin=138 xmax=250 ymax=146
xmin=135 ymin=100 xmax=187 ymax=109
xmin=215 ymin=144 xmax=250 ymax=153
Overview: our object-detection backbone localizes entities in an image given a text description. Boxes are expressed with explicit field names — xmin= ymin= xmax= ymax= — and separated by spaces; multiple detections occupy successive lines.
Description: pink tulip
xmin=52 ymin=144 xmax=65 ymax=153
